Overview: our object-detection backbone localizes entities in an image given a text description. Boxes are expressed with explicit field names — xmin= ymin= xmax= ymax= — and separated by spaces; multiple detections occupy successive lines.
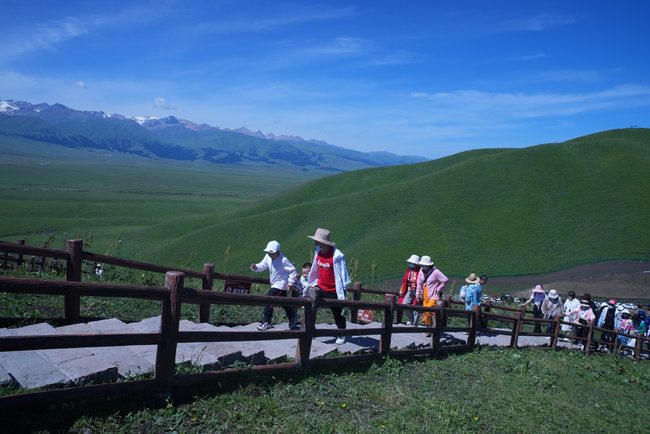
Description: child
xmin=298 ymin=262 xmax=311 ymax=297
xmin=251 ymin=240 xmax=298 ymax=331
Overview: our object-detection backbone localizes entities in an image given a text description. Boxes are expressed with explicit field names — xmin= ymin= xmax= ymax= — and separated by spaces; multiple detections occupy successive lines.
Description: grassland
xmin=148 ymin=128 xmax=650 ymax=280
xmin=3 ymin=348 xmax=648 ymax=433
xmin=0 ymin=136 xmax=324 ymax=262
xmin=2 ymin=128 xmax=649 ymax=283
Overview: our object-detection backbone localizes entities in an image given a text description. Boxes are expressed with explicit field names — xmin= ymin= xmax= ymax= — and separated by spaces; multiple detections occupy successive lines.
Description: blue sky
xmin=1 ymin=0 xmax=649 ymax=159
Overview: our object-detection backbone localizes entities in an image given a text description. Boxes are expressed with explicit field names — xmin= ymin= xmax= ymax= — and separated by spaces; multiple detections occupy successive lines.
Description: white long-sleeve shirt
xmin=251 ymin=253 xmax=297 ymax=290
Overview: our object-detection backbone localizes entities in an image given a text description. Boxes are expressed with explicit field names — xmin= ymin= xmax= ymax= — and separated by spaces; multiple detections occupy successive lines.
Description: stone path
xmin=0 ymin=318 xmax=579 ymax=390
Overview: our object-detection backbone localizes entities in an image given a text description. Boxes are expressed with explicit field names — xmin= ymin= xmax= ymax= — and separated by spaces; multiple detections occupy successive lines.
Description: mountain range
xmin=0 ymin=100 xmax=426 ymax=171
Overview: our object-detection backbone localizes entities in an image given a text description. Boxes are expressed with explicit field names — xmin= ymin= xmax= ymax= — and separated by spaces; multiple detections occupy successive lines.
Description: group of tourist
xmin=249 ymin=228 xmax=648 ymax=352
xmin=250 ymin=227 xmax=351 ymax=344
xmin=517 ymin=285 xmax=649 ymax=351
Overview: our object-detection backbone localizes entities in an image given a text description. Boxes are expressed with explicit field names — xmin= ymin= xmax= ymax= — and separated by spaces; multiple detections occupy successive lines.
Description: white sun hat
xmin=264 ymin=240 xmax=281 ymax=253
xmin=406 ymin=254 xmax=420 ymax=264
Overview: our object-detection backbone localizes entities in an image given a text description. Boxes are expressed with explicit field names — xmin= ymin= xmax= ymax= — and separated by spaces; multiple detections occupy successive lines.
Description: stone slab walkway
xmin=0 ymin=318 xmax=590 ymax=390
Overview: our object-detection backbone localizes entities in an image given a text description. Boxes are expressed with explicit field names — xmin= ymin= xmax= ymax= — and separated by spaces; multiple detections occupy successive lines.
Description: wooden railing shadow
xmin=0 ymin=240 xmax=648 ymax=409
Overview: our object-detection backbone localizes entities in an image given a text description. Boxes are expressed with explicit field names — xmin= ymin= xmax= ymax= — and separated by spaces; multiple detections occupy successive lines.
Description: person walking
xmin=541 ymin=289 xmax=562 ymax=334
xmin=596 ymin=298 xmax=617 ymax=344
xmin=520 ymin=284 xmax=546 ymax=333
xmin=416 ymin=256 xmax=448 ymax=329
xmin=463 ymin=272 xmax=482 ymax=327
xmin=561 ymin=290 xmax=580 ymax=338
xmin=398 ymin=254 xmax=420 ymax=325
xmin=251 ymin=240 xmax=299 ymax=331
xmin=306 ymin=228 xmax=351 ymax=345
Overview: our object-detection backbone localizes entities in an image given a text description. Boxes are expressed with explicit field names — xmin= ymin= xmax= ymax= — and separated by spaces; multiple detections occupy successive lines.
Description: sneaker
xmin=257 ymin=322 xmax=273 ymax=331
xmin=288 ymin=323 xmax=300 ymax=330
xmin=335 ymin=336 xmax=346 ymax=345
xmin=406 ymin=321 xmax=413 ymax=326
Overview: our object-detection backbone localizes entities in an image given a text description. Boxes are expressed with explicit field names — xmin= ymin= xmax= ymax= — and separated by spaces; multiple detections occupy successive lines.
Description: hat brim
xmin=307 ymin=235 xmax=335 ymax=247
xmin=465 ymin=278 xmax=480 ymax=284
xmin=264 ymin=249 xmax=278 ymax=254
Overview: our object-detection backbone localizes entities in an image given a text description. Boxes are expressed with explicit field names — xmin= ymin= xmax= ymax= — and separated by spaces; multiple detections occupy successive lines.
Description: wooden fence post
xmin=14 ymin=239 xmax=25 ymax=271
xmin=350 ymin=281 xmax=361 ymax=323
xmin=296 ymin=298 xmax=315 ymax=369
xmin=155 ymin=271 xmax=183 ymax=398
xmin=431 ymin=308 xmax=442 ymax=355
xmin=381 ymin=294 xmax=395 ymax=355
xmin=584 ymin=321 xmax=594 ymax=355
xmin=199 ymin=263 xmax=214 ymax=323
xmin=551 ymin=316 xmax=562 ymax=350
xmin=395 ymin=288 xmax=404 ymax=325
xmin=510 ymin=311 xmax=522 ymax=348
xmin=468 ymin=304 xmax=479 ymax=347
xmin=65 ymin=239 xmax=83 ymax=324
xmin=440 ymin=297 xmax=448 ymax=328
xmin=612 ymin=329 xmax=620 ymax=356
xmin=634 ymin=334 xmax=643 ymax=361
xmin=518 ymin=306 xmax=526 ymax=333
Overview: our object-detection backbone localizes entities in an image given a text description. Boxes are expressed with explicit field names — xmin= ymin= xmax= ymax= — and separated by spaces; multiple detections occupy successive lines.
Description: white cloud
xmin=196 ymin=6 xmax=354 ymax=34
xmin=409 ymin=85 xmax=650 ymax=122
xmin=1 ymin=17 xmax=87 ymax=56
xmin=154 ymin=97 xmax=178 ymax=110
xmin=302 ymin=37 xmax=373 ymax=56
xmin=508 ymin=13 xmax=575 ymax=32
xmin=74 ymin=80 xmax=87 ymax=88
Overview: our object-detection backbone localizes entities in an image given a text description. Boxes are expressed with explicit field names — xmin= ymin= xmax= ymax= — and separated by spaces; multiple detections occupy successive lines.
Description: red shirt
xmin=316 ymin=250 xmax=336 ymax=292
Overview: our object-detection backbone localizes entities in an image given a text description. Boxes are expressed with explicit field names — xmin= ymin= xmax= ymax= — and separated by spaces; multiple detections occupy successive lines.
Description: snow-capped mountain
xmin=0 ymin=99 xmax=427 ymax=170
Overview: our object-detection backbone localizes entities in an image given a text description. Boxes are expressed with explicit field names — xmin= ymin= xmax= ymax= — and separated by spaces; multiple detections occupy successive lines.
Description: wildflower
xmin=341 ymin=403 xmax=347 ymax=409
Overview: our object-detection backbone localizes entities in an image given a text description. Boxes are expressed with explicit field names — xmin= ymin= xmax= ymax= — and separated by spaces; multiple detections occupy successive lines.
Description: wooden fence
xmin=0 ymin=240 xmax=647 ymax=409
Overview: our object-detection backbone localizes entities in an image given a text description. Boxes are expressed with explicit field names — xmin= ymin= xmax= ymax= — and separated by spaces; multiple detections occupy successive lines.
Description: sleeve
xmin=336 ymin=253 xmax=351 ymax=300
xmin=251 ymin=256 xmax=269 ymax=273
xmin=415 ymin=271 xmax=424 ymax=298
xmin=284 ymin=257 xmax=297 ymax=285
xmin=306 ymin=250 xmax=319 ymax=288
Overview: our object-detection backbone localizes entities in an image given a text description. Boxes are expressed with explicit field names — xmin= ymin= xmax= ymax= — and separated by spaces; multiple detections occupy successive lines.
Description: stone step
xmin=37 ymin=323 xmax=119 ymax=386
xmin=128 ymin=317 xmax=221 ymax=370
xmin=180 ymin=321 xmax=246 ymax=368
xmin=0 ymin=323 xmax=72 ymax=389
xmin=86 ymin=318 xmax=155 ymax=376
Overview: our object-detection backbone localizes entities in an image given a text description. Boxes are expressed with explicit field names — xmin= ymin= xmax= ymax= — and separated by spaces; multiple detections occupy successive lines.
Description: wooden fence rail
xmin=0 ymin=240 xmax=648 ymax=409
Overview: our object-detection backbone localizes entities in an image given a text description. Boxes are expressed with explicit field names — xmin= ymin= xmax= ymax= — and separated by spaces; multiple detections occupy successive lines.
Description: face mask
xmin=408 ymin=263 xmax=417 ymax=269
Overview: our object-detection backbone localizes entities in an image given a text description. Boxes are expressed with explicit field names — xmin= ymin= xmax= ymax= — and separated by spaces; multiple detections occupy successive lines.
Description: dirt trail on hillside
xmin=475 ymin=261 xmax=650 ymax=301
xmin=378 ymin=261 xmax=650 ymax=302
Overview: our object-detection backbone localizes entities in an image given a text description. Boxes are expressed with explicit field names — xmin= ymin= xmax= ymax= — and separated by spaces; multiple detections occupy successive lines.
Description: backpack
xmin=603 ymin=306 xmax=615 ymax=328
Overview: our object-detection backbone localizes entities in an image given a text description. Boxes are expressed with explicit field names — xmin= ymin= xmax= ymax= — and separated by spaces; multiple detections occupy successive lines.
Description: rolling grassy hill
xmin=145 ymin=128 xmax=650 ymax=281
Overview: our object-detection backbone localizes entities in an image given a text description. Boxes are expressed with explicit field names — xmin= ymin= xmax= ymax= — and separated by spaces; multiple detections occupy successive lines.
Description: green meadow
xmin=1 ymin=128 xmax=649 ymax=282
xmin=3 ymin=348 xmax=648 ymax=433
xmin=147 ymin=128 xmax=650 ymax=280
xmin=0 ymin=136 xmax=324 ymax=260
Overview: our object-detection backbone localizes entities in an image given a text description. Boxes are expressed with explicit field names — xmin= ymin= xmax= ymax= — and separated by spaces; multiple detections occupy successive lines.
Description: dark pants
xmin=262 ymin=287 xmax=296 ymax=325
xmin=319 ymin=290 xmax=347 ymax=329
xmin=601 ymin=329 xmax=615 ymax=343
xmin=546 ymin=321 xmax=555 ymax=335
xmin=532 ymin=305 xmax=543 ymax=333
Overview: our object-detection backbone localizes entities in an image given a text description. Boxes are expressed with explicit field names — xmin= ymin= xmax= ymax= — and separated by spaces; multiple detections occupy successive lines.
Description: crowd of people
xmin=516 ymin=285 xmax=649 ymax=352
xmin=249 ymin=229 xmax=649 ymax=353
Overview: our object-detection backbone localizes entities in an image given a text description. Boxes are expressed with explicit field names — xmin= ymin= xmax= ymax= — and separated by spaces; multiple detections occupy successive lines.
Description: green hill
xmin=145 ymin=128 xmax=650 ymax=280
